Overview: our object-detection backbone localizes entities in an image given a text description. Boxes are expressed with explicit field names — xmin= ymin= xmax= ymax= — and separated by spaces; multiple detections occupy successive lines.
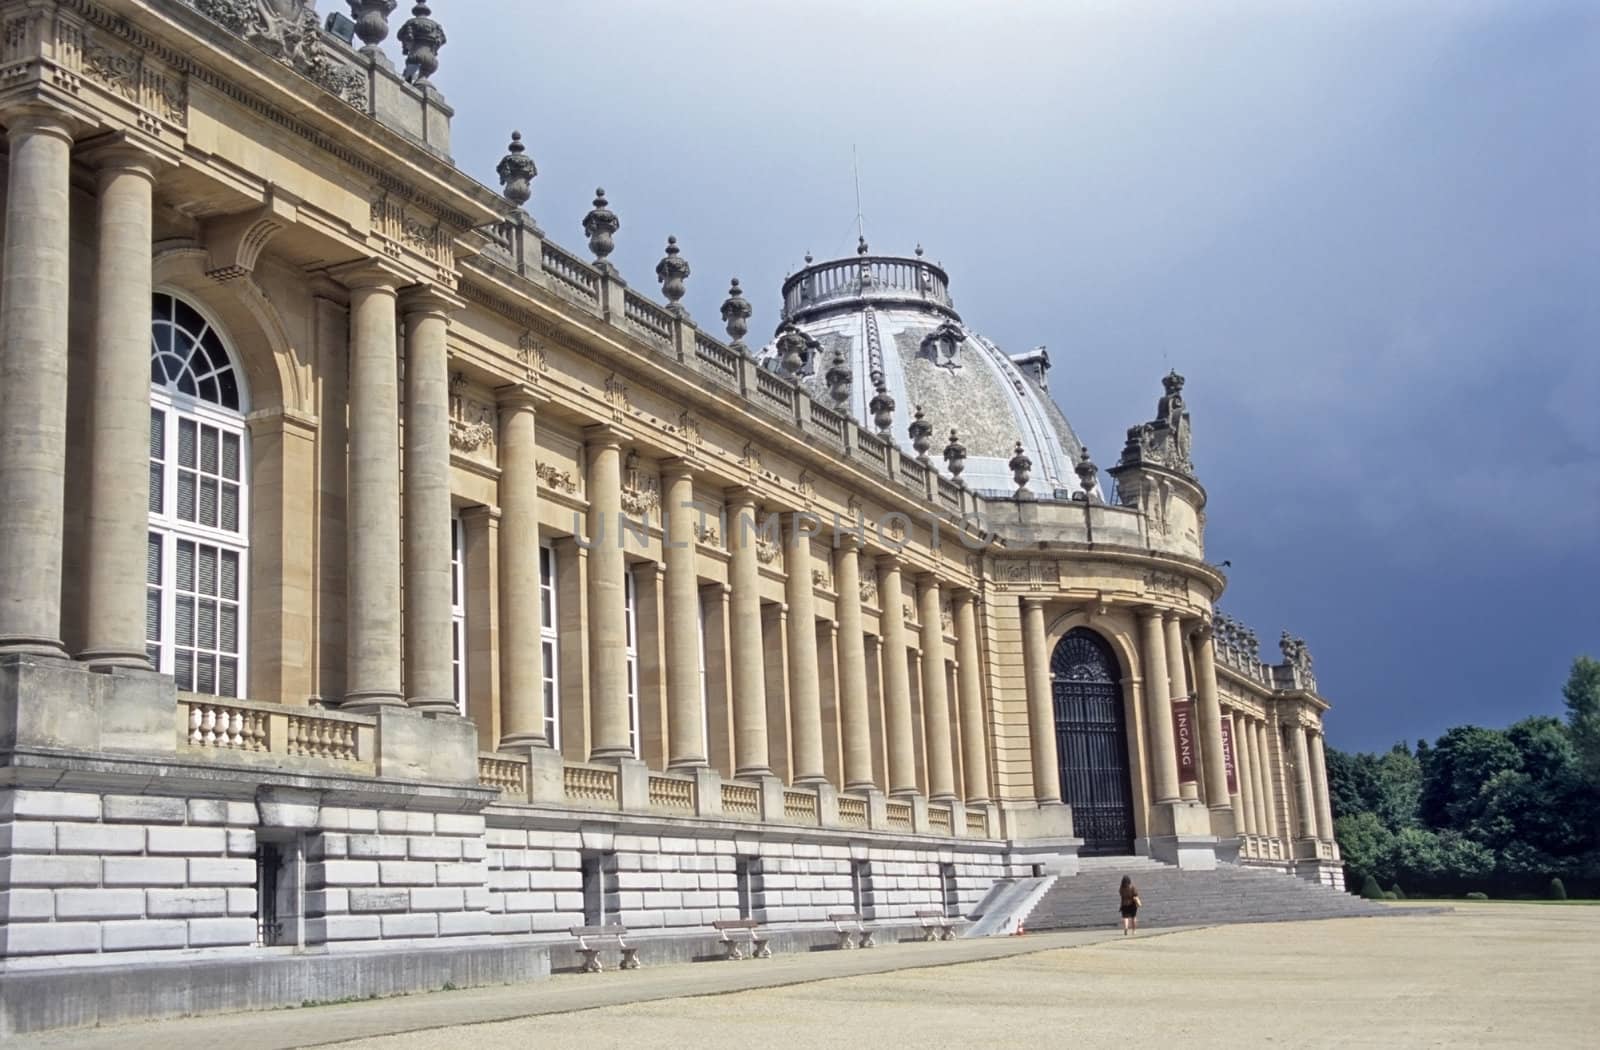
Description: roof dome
xmin=757 ymin=242 xmax=1092 ymax=496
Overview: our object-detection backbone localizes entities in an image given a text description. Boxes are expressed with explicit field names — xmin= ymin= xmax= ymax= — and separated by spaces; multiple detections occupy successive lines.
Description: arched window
xmin=1050 ymin=627 xmax=1135 ymax=854
xmin=147 ymin=292 xmax=249 ymax=697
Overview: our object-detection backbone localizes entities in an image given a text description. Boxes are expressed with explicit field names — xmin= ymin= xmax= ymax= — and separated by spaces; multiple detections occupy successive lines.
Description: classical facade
xmin=0 ymin=0 xmax=1341 ymax=1031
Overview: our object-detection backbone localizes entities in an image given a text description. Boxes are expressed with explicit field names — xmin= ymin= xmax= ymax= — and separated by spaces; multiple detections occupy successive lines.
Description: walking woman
xmin=1119 ymin=875 xmax=1141 ymax=935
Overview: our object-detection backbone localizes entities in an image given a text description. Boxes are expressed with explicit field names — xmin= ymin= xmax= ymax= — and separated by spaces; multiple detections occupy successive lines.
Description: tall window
xmin=450 ymin=516 xmax=466 ymax=713
xmin=539 ymin=544 xmax=559 ymax=747
xmin=624 ymin=569 xmax=640 ymax=757
xmin=148 ymin=293 xmax=248 ymax=696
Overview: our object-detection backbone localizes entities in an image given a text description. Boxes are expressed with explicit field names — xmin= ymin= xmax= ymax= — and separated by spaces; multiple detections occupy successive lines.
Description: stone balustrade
xmin=177 ymin=695 xmax=374 ymax=773
xmin=474 ymin=752 xmax=991 ymax=838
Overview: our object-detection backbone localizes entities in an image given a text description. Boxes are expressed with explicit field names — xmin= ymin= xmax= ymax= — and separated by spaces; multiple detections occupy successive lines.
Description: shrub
xmin=1389 ymin=884 xmax=1406 ymax=900
xmin=1382 ymin=891 xmax=1398 ymax=900
xmin=1359 ymin=875 xmax=1384 ymax=900
xmin=1548 ymin=877 xmax=1568 ymax=901
xmin=1465 ymin=891 xmax=1489 ymax=901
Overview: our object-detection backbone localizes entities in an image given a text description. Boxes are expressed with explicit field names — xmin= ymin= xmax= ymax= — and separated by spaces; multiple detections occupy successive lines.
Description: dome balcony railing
xmin=781 ymin=254 xmax=956 ymax=322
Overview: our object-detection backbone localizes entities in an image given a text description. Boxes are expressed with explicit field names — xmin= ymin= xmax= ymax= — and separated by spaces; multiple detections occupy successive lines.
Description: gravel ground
xmin=333 ymin=904 xmax=1599 ymax=1050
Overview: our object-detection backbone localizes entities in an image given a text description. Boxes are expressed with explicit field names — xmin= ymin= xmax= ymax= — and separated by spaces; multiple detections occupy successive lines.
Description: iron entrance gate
xmin=1051 ymin=628 xmax=1136 ymax=855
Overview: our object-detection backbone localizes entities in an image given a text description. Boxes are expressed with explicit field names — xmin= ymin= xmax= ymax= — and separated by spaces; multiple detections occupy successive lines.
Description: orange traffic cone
xmin=1014 ymin=919 xmax=1025 ymax=936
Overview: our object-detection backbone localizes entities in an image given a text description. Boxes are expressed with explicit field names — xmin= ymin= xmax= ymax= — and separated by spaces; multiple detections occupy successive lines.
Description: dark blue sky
xmin=428 ymin=0 xmax=1598 ymax=752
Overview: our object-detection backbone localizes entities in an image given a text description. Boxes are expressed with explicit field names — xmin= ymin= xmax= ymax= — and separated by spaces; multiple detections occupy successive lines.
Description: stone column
xmin=400 ymin=287 xmax=458 ymax=713
xmin=727 ymin=489 xmax=771 ymax=778
xmin=1234 ymin=713 xmax=1260 ymax=837
xmin=1252 ymin=719 xmax=1279 ymax=838
xmin=1138 ymin=608 xmax=1180 ymax=803
xmin=663 ymin=462 xmax=706 ymax=769
xmin=954 ymin=590 xmax=990 ymax=803
xmin=1021 ymin=597 xmax=1060 ymax=804
xmin=0 ymin=108 xmax=76 ymax=658
xmin=1163 ymin=612 xmax=1199 ymax=800
xmin=917 ymin=576 xmax=956 ymax=801
xmin=495 ymin=387 xmax=545 ymax=748
xmin=585 ymin=426 xmax=631 ymax=760
xmin=879 ymin=557 xmax=917 ymax=796
xmin=834 ymin=537 xmax=874 ymax=790
xmin=785 ymin=514 xmax=826 ymax=784
xmin=80 ymin=142 xmax=163 ymax=668
xmin=1309 ymin=730 xmax=1337 ymax=841
xmin=342 ymin=263 xmax=404 ymax=709
xmin=1290 ymin=721 xmax=1318 ymax=839
xmin=1192 ymin=625 xmax=1233 ymax=820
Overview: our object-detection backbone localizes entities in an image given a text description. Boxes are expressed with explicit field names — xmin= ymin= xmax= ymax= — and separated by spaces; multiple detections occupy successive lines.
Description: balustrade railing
xmin=964 ymin=810 xmax=988 ymax=838
xmin=808 ymin=399 xmax=847 ymax=445
xmin=856 ymin=429 xmax=889 ymax=469
xmin=928 ymin=806 xmax=952 ymax=835
xmin=782 ymin=789 xmax=818 ymax=824
xmin=648 ymin=774 xmax=696 ymax=812
xmin=563 ymin=764 xmax=620 ymax=804
xmin=899 ymin=454 xmax=930 ymax=491
xmin=885 ymin=800 xmax=914 ymax=832
xmin=285 ymin=713 xmax=359 ymax=761
xmin=624 ymin=290 xmax=673 ymax=347
xmin=937 ymin=476 xmax=963 ymax=512
xmin=185 ymin=700 xmax=267 ymax=752
xmin=720 ymin=781 xmax=760 ymax=819
xmin=694 ymin=331 xmax=741 ymax=387
xmin=540 ymin=241 xmax=601 ymax=306
xmin=754 ymin=366 xmax=796 ymax=412
xmin=837 ymin=794 xmax=869 ymax=828
xmin=478 ymin=753 xmax=529 ymax=796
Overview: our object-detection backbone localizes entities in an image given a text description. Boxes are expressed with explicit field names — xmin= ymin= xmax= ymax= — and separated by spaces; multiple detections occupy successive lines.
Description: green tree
xmin=1372 ymin=744 xmax=1422 ymax=829
xmin=1418 ymin=726 xmax=1521 ymax=832
xmin=1336 ymin=811 xmax=1395 ymax=886
xmin=1563 ymin=656 xmax=1600 ymax=783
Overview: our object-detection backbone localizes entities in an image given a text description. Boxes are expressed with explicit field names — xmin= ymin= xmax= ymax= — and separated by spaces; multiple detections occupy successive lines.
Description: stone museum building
xmin=0 ymin=0 xmax=1344 ymax=1032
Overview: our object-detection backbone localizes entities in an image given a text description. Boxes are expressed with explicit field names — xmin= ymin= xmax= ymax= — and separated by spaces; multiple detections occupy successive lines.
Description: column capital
xmin=915 ymin=571 xmax=945 ymax=589
xmin=724 ymin=484 xmax=760 ymax=508
xmin=583 ymin=420 xmax=629 ymax=448
xmin=495 ymin=381 xmax=549 ymax=411
xmin=0 ymin=103 xmax=82 ymax=143
xmin=835 ymin=530 xmax=865 ymax=552
xmin=659 ymin=456 xmax=697 ymax=481
xmin=398 ymin=282 xmax=466 ymax=317
xmin=77 ymin=131 xmax=175 ymax=179
xmin=1021 ymin=595 xmax=1048 ymax=609
xmin=329 ymin=257 xmax=407 ymax=292
xmin=459 ymin=503 xmax=501 ymax=526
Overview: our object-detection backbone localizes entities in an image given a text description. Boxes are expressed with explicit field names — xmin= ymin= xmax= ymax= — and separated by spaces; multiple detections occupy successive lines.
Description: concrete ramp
xmin=963 ymin=875 xmax=1057 ymax=937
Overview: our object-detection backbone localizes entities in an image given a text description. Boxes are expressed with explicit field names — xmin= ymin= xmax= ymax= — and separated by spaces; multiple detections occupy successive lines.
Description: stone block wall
xmin=304 ymin=807 xmax=493 ymax=944
xmin=0 ymin=788 xmax=259 ymax=959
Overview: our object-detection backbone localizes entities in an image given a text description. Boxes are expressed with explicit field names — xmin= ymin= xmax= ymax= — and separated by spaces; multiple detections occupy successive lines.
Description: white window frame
xmin=540 ymin=543 xmax=559 ymax=748
xmin=148 ymin=395 xmax=251 ymax=697
xmin=450 ymin=514 xmax=467 ymax=714
xmin=624 ymin=567 xmax=640 ymax=757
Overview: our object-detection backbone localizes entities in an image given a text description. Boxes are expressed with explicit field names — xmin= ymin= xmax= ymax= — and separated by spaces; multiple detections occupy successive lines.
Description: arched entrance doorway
xmin=1051 ymin=628 xmax=1135 ymax=855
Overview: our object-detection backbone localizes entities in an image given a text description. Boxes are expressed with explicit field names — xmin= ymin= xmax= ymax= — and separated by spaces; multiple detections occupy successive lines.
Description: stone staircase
xmin=1024 ymin=857 xmax=1391 ymax=931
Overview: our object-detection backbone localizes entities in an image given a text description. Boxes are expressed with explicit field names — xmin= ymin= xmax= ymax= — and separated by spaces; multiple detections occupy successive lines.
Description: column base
xmin=497 ymin=731 xmax=552 ymax=750
xmin=77 ymin=648 xmax=153 ymax=671
xmin=666 ymin=757 xmax=710 ymax=773
xmin=734 ymin=765 xmax=775 ymax=780
xmin=1141 ymin=800 xmax=1219 ymax=870
xmin=0 ymin=636 xmax=68 ymax=660
xmin=341 ymin=689 xmax=405 ymax=713
xmin=405 ymin=696 xmax=459 ymax=716
xmin=1207 ymin=804 xmax=1238 ymax=840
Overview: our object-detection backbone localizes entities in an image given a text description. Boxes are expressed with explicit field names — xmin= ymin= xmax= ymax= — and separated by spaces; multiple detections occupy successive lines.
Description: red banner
xmin=1172 ymin=698 xmax=1198 ymax=784
xmin=1220 ymin=714 xmax=1240 ymax=796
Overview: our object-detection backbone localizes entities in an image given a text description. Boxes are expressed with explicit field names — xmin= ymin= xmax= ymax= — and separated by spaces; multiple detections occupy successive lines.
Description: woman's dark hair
xmin=1120 ymin=875 xmax=1132 ymax=890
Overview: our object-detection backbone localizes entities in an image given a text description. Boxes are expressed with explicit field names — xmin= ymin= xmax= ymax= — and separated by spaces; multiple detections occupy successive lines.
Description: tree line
xmin=1327 ymin=656 xmax=1600 ymax=898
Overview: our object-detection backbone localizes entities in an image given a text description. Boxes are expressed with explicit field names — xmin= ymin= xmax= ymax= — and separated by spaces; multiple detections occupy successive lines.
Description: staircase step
xmin=1022 ymin=860 xmax=1389 ymax=931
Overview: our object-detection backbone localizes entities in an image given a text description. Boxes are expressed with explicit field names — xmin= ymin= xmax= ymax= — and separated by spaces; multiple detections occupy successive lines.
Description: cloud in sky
xmin=425 ymin=0 xmax=1598 ymax=751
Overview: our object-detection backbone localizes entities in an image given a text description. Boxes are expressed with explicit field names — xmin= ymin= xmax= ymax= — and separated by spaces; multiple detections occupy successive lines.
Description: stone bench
xmin=828 ymin=911 xmax=877 ymax=949
xmin=915 ymin=909 xmax=956 ymax=941
xmin=711 ymin=918 xmax=771 ymax=960
xmin=569 ymin=924 xmax=639 ymax=973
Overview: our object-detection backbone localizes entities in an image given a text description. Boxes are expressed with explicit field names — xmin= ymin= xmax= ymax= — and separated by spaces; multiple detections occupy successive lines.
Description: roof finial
xmin=721 ymin=278 xmax=752 ymax=351
xmin=914 ymin=243 xmax=924 ymax=258
xmin=582 ymin=188 xmax=619 ymax=273
xmin=398 ymin=3 xmax=445 ymax=85
xmin=1075 ymin=446 xmax=1099 ymax=501
xmin=1009 ymin=441 xmax=1034 ymax=499
xmin=856 ymin=235 xmax=869 ymax=256
xmin=349 ymin=1 xmax=398 ymax=57
xmin=942 ymin=430 xmax=967 ymax=485
xmin=869 ymin=373 xmax=895 ymax=435
xmin=656 ymin=236 xmax=690 ymax=317
xmin=908 ymin=405 xmax=933 ymax=464
xmin=825 ymin=350 xmax=852 ymax=406
xmin=496 ymin=131 xmax=537 ymax=208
